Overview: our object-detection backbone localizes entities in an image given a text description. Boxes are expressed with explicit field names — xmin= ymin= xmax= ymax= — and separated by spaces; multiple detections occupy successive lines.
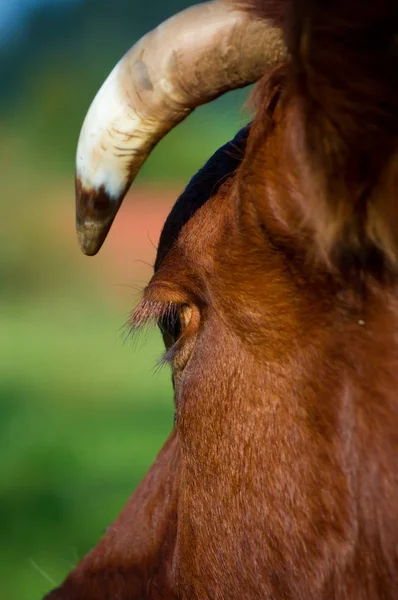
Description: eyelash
xmin=128 ymin=298 xmax=183 ymax=350
xmin=156 ymin=343 xmax=180 ymax=370
xmin=129 ymin=299 xmax=180 ymax=331
xmin=128 ymin=298 xmax=195 ymax=371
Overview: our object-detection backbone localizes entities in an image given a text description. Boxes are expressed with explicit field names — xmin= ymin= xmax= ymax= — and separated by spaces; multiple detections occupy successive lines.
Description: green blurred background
xmin=0 ymin=1 xmax=250 ymax=598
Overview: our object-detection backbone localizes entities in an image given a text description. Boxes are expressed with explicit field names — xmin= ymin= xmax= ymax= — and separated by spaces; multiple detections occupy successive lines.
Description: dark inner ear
xmin=286 ymin=0 xmax=398 ymax=284
xmin=155 ymin=126 xmax=250 ymax=271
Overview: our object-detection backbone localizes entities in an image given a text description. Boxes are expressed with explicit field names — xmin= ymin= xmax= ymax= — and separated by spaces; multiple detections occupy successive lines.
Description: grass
xmin=1 ymin=301 xmax=174 ymax=600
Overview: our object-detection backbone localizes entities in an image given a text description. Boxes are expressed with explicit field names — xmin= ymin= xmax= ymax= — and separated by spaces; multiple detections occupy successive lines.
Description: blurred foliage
xmin=1 ymin=301 xmax=173 ymax=600
xmin=0 ymin=0 xmax=251 ymax=178
xmin=0 ymin=0 xmax=252 ymax=598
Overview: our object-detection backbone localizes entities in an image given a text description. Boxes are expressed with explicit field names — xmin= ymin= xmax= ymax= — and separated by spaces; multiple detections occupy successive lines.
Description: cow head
xmin=47 ymin=0 xmax=398 ymax=597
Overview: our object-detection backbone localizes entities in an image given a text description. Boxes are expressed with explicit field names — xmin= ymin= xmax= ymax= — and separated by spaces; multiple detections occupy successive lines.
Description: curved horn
xmin=76 ymin=0 xmax=286 ymax=255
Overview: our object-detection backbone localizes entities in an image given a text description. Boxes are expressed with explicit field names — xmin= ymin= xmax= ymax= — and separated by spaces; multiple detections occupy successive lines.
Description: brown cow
xmin=46 ymin=0 xmax=398 ymax=598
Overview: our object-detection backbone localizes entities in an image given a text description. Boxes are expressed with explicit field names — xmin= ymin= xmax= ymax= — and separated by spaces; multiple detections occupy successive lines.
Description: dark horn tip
xmin=76 ymin=216 xmax=115 ymax=256
xmin=75 ymin=177 xmax=123 ymax=256
xmin=76 ymin=228 xmax=103 ymax=256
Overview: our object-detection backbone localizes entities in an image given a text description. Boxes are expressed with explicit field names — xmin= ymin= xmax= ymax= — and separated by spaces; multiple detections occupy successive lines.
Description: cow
xmin=46 ymin=0 xmax=398 ymax=598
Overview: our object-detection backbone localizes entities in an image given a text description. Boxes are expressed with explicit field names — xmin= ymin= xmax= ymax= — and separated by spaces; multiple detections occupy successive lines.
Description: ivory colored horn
xmin=75 ymin=0 xmax=286 ymax=255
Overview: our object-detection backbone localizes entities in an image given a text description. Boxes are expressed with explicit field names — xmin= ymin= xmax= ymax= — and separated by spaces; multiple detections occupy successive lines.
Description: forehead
xmin=155 ymin=127 xmax=249 ymax=272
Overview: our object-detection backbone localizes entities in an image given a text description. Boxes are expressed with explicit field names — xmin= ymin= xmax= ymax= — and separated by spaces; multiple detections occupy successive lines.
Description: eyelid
xmin=129 ymin=298 xmax=184 ymax=334
xmin=144 ymin=282 xmax=192 ymax=306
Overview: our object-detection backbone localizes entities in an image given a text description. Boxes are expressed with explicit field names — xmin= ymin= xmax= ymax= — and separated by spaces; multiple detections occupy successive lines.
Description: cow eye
xmin=158 ymin=304 xmax=192 ymax=347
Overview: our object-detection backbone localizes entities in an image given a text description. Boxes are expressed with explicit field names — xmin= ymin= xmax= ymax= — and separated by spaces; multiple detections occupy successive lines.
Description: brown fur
xmin=286 ymin=0 xmax=398 ymax=281
xmin=46 ymin=1 xmax=398 ymax=598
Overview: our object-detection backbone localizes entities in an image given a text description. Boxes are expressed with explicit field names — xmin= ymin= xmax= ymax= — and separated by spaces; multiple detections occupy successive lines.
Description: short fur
xmin=46 ymin=1 xmax=398 ymax=598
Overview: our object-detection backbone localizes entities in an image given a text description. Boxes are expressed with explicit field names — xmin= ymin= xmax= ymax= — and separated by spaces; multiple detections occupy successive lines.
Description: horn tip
xmin=77 ymin=229 xmax=102 ymax=256
xmin=75 ymin=176 xmax=123 ymax=256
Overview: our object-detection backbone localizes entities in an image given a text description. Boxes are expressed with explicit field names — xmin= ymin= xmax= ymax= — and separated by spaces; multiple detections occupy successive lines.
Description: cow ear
xmin=286 ymin=0 xmax=398 ymax=283
xmin=307 ymin=155 xmax=398 ymax=285
xmin=236 ymin=71 xmax=305 ymax=253
xmin=238 ymin=65 xmax=398 ymax=286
